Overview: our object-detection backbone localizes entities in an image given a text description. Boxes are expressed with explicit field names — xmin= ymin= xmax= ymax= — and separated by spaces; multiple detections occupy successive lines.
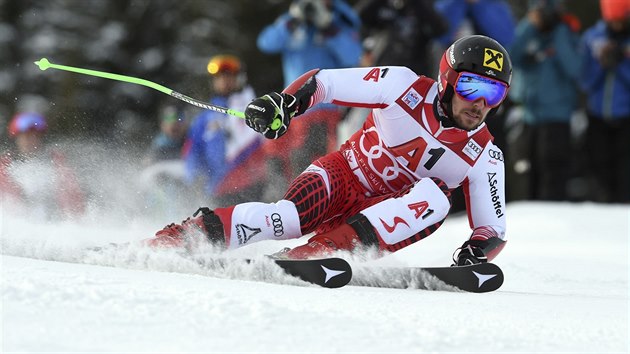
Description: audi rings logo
xmin=271 ymin=213 xmax=284 ymax=237
xmin=488 ymin=149 xmax=504 ymax=161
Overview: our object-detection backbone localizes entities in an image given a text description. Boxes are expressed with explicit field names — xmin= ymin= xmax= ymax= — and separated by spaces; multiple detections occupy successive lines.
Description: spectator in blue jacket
xmin=256 ymin=0 xmax=362 ymax=198
xmin=580 ymin=0 xmax=630 ymax=203
xmin=435 ymin=0 xmax=516 ymax=48
xmin=508 ymin=0 xmax=581 ymax=201
xmin=257 ymin=0 xmax=362 ymax=86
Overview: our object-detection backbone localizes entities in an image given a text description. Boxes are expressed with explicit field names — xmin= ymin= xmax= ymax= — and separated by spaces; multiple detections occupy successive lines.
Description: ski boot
xmin=147 ymin=207 xmax=225 ymax=249
xmin=273 ymin=215 xmax=379 ymax=259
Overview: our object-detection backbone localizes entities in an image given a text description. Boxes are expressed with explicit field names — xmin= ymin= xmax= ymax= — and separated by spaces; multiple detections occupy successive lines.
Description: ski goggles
xmin=453 ymin=72 xmax=508 ymax=108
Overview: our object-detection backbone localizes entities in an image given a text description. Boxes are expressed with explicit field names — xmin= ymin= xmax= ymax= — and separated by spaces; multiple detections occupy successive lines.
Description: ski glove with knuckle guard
xmin=245 ymin=92 xmax=297 ymax=139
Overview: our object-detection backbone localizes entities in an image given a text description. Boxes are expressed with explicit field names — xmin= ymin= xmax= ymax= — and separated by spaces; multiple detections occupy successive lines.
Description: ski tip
xmin=467 ymin=263 xmax=504 ymax=293
xmin=273 ymin=257 xmax=353 ymax=288
xmin=35 ymin=58 xmax=51 ymax=71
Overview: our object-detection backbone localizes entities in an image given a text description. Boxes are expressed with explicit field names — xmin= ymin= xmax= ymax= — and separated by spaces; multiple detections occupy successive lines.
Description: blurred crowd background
xmin=0 ymin=0 xmax=628 ymax=224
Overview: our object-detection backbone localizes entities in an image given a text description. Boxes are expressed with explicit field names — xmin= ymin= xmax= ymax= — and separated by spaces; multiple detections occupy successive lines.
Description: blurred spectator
xmin=0 ymin=112 xmax=86 ymax=219
xmin=357 ymin=0 xmax=448 ymax=74
xmin=435 ymin=0 xmax=516 ymax=48
xmin=139 ymin=105 xmax=189 ymax=219
xmin=256 ymin=0 xmax=362 ymax=198
xmin=184 ymin=54 xmax=267 ymax=206
xmin=258 ymin=0 xmax=362 ymax=85
xmin=145 ymin=105 xmax=188 ymax=163
xmin=579 ymin=0 xmax=630 ymax=203
xmin=508 ymin=0 xmax=581 ymax=201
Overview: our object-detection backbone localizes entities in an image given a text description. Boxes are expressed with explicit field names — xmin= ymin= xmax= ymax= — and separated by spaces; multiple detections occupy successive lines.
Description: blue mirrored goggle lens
xmin=455 ymin=73 xmax=508 ymax=107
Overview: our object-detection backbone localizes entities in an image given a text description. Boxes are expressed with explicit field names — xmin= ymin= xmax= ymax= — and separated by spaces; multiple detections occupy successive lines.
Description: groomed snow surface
xmin=1 ymin=202 xmax=628 ymax=353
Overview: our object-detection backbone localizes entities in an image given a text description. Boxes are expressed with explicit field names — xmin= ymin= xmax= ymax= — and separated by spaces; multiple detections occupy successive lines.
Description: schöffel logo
xmin=488 ymin=149 xmax=503 ymax=161
xmin=487 ymin=172 xmax=504 ymax=218
xmin=270 ymin=213 xmax=284 ymax=237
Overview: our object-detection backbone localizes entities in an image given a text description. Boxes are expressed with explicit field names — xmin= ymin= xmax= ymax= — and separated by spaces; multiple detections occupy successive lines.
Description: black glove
xmin=597 ymin=41 xmax=623 ymax=69
xmin=452 ymin=239 xmax=489 ymax=266
xmin=245 ymin=92 xmax=297 ymax=139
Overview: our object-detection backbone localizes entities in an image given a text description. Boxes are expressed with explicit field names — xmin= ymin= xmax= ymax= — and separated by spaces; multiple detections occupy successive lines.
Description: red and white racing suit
xmin=213 ymin=67 xmax=506 ymax=255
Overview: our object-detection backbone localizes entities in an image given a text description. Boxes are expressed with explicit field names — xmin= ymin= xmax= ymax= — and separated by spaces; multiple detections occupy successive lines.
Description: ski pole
xmin=35 ymin=58 xmax=261 ymax=123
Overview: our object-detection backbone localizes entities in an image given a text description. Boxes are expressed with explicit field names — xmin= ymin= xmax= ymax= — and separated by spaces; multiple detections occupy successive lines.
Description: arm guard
xmin=282 ymin=68 xmax=319 ymax=116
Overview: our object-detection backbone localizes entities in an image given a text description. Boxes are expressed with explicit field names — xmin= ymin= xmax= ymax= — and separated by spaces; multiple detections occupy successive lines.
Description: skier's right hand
xmin=245 ymin=92 xmax=297 ymax=139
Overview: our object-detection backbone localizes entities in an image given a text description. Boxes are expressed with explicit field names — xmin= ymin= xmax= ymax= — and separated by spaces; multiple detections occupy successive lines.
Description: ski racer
xmin=148 ymin=35 xmax=512 ymax=266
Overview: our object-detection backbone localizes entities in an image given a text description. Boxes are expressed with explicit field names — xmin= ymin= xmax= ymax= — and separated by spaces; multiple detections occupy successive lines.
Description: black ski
xmin=272 ymin=258 xmax=352 ymax=288
xmin=187 ymin=256 xmax=353 ymax=288
xmin=87 ymin=241 xmax=498 ymax=291
xmin=422 ymin=263 xmax=503 ymax=292
xmin=351 ymin=262 xmax=503 ymax=293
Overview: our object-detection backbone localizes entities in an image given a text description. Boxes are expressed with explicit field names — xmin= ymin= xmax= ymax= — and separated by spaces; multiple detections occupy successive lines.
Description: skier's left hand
xmin=245 ymin=92 xmax=297 ymax=139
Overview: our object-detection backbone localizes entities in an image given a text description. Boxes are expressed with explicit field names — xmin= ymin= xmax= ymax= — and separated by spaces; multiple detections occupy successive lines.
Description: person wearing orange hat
xmin=183 ymin=55 xmax=268 ymax=207
xmin=1 ymin=112 xmax=86 ymax=218
xmin=579 ymin=0 xmax=630 ymax=203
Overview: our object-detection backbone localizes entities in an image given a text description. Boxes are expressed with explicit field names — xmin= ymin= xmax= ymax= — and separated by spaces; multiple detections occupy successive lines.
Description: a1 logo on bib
xmin=483 ymin=48 xmax=503 ymax=71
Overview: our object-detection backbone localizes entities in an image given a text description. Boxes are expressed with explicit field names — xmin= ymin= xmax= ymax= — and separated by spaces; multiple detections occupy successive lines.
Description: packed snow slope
xmin=1 ymin=202 xmax=628 ymax=353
